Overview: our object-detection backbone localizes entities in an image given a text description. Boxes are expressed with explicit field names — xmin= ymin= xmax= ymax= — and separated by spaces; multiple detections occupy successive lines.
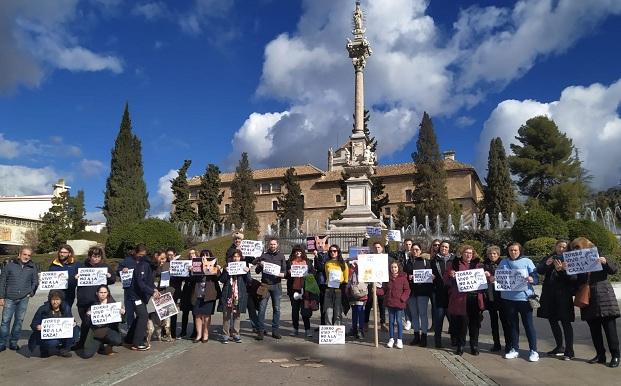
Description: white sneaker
xmin=387 ymin=338 xmax=394 ymax=348
xmin=396 ymin=339 xmax=403 ymax=349
xmin=528 ymin=350 xmax=539 ymax=362
xmin=505 ymin=349 xmax=519 ymax=359
xmin=404 ymin=320 xmax=411 ymax=331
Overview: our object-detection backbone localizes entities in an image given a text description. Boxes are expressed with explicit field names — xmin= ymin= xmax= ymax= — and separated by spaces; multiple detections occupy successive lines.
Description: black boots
xmin=419 ymin=334 xmax=427 ymax=348
xmin=609 ymin=357 xmax=620 ymax=368
xmin=588 ymin=354 xmax=606 ymax=364
xmin=410 ymin=332 xmax=420 ymax=346
xmin=455 ymin=345 xmax=464 ymax=356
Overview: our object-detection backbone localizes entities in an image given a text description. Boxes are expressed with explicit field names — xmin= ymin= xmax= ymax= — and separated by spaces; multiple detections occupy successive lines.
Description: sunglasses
xmin=432 ymin=244 xmax=440 ymax=247
xmin=329 ymin=249 xmax=338 ymax=253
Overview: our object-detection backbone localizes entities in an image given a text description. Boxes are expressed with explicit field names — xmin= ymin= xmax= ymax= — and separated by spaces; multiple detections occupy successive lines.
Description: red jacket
xmin=385 ymin=273 xmax=411 ymax=310
xmin=445 ymin=258 xmax=486 ymax=316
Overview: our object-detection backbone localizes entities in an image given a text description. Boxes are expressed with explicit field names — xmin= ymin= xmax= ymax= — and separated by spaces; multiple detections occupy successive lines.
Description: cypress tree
xmin=371 ymin=176 xmax=389 ymax=217
xmin=483 ymin=137 xmax=516 ymax=223
xmin=228 ymin=152 xmax=258 ymax=232
xmin=68 ymin=190 xmax=87 ymax=233
xmin=277 ymin=167 xmax=304 ymax=227
xmin=170 ymin=160 xmax=197 ymax=223
xmin=410 ymin=112 xmax=450 ymax=224
xmin=103 ymin=103 xmax=149 ymax=233
xmin=197 ymin=163 xmax=224 ymax=232
xmin=38 ymin=191 xmax=72 ymax=252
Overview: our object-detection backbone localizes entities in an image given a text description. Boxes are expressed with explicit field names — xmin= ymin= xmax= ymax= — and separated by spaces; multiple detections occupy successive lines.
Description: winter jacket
xmin=218 ymin=270 xmax=251 ymax=313
xmin=0 ymin=259 xmax=38 ymax=300
xmin=313 ymin=252 xmax=329 ymax=285
xmin=431 ymin=253 xmax=454 ymax=307
xmin=76 ymin=261 xmax=116 ymax=308
xmin=385 ymin=272 xmax=411 ymax=309
xmin=482 ymin=257 xmax=503 ymax=308
xmin=87 ymin=295 xmax=121 ymax=332
xmin=128 ymin=260 xmax=156 ymax=304
xmin=446 ymin=258 xmax=486 ymax=316
xmin=409 ymin=257 xmax=434 ymax=297
xmin=286 ymin=258 xmax=315 ymax=297
xmin=498 ymin=256 xmax=538 ymax=301
xmin=253 ymin=250 xmax=286 ymax=285
xmin=536 ymin=254 xmax=577 ymax=322
xmin=31 ymin=297 xmax=73 ymax=330
xmin=577 ymin=258 xmax=620 ymax=321
xmin=48 ymin=257 xmax=80 ymax=303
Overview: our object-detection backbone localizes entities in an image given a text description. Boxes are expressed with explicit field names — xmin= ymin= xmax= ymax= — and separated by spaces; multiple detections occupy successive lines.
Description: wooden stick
xmin=373 ymin=284 xmax=378 ymax=348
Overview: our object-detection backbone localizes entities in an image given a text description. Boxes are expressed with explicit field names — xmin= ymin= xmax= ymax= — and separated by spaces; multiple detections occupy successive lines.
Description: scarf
xmin=227 ymin=276 xmax=239 ymax=310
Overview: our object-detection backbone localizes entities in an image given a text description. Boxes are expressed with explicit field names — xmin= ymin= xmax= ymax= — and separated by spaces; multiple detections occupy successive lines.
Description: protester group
xmin=0 ymin=232 xmax=618 ymax=368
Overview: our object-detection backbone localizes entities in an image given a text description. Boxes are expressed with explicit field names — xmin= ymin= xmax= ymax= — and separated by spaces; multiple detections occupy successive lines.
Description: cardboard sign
xmin=170 ymin=260 xmax=191 ymax=277
xmin=455 ymin=268 xmax=488 ymax=292
xmin=120 ymin=269 xmax=133 ymax=288
xmin=357 ymin=254 xmax=389 ymax=283
xmin=77 ymin=268 xmax=108 ymax=287
xmin=41 ymin=317 xmax=74 ymax=339
xmin=290 ymin=264 xmax=308 ymax=278
xmin=227 ymin=261 xmax=247 ymax=276
xmin=262 ymin=262 xmax=281 ymax=276
xmin=563 ymin=247 xmax=603 ymax=275
xmin=191 ymin=257 xmax=204 ymax=276
xmin=412 ymin=269 xmax=433 ymax=284
xmin=240 ymin=240 xmax=264 ymax=258
xmin=494 ymin=269 xmax=529 ymax=291
xmin=152 ymin=292 xmax=179 ymax=321
xmin=319 ymin=325 xmax=346 ymax=344
xmin=366 ymin=226 xmax=382 ymax=236
xmin=387 ymin=230 xmax=402 ymax=242
xmin=159 ymin=271 xmax=170 ymax=287
xmin=39 ymin=271 xmax=69 ymax=290
xmin=90 ymin=302 xmax=122 ymax=325
xmin=348 ymin=246 xmax=370 ymax=260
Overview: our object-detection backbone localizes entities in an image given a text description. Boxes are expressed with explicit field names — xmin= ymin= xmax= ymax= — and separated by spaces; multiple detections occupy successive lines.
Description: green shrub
xmin=105 ymin=219 xmax=184 ymax=259
xmin=566 ymin=219 xmax=620 ymax=256
xmin=524 ymin=237 xmax=557 ymax=260
xmin=511 ymin=210 xmax=567 ymax=244
xmin=450 ymin=229 xmax=513 ymax=252
xmin=71 ymin=231 xmax=107 ymax=244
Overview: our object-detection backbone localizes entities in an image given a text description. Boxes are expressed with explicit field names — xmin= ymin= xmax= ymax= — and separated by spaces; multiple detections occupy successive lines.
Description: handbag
xmin=574 ymin=273 xmax=591 ymax=308
xmin=256 ymin=283 xmax=270 ymax=298
xmin=527 ymin=294 xmax=540 ymax=310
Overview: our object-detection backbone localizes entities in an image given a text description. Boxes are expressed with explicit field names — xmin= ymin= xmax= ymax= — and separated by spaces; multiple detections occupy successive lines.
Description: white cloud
xmin=0 ymin=134 xmax=20 ymax=159
xmin=229 ymin=0 xmax=621 ymax=168
xmin=0 ymin=133 xmax=82 ymax=159
xmin=85 ymin=210 xmax=106 ymax=223
xmin=132 ymin=2 xmax=167 ymax=21
xmin=477 ymin=79 xmax=621 ymax=190
xmin=78 ymin=159 xmax=106 ymax=177
xmin=0 ymin=0 xmax=123 ymax=93
xmin=0 ymin=164 xmax=59 ymax=196
xmin=178 ymin=0 xmax=235 ymax=36
xmin=149 ymin=169 xmax=177 ymax=219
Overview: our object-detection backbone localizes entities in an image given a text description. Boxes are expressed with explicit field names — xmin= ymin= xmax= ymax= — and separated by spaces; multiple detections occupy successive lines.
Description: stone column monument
xmin=329 ymin=1 xmax=385 ymax=233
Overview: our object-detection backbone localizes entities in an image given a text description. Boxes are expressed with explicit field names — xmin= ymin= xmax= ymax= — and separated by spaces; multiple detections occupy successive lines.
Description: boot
xmin=409 ymin=332 xmax=420 ymax=346
xmin=470 ymin=345 xmax=480 ymax=356
xmin=455 ymin=345 xmax=463 ymax=356
xmin=419 ymin=334 xmax=427 ymax=348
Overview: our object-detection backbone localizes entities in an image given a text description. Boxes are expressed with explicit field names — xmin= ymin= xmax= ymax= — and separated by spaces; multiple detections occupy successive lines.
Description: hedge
xmin=566 ymin=219 xmax=620 ymax=256
xmin=105 ymin=219 xmax=184 ymax=259
xmin=524 ymin=237 xmax=557 ymax=260
xmin=511 ymin=210 xmax=567 ymax=244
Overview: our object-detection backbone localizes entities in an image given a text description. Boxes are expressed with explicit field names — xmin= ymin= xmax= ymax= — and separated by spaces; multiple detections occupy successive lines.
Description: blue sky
xmin=1 ymin=0 xmax=620 ymax=220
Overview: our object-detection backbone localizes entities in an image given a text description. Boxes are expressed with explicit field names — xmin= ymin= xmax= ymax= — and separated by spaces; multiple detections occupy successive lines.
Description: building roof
xmin=188 ymin=164 xmax=325 ymax=186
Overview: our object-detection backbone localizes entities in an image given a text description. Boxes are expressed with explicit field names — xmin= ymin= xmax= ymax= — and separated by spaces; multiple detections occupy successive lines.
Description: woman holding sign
xmin=82 ymin=285 xmax=124 ymax=358
xmin=286 ymin=246 xmax=315 ymax=338
xmin=407 ymin=243 xmax=433 ymax=347
xmin=323 ymin=245 xmax=348 ymax=326
xmin=482 ymin=246 xmax=511 ymax=353
xmin=191 ymin=249 xmax=222 ymax=343
xmin=219 ymin=250 xmax=251 ymax=343
xmin=497 ymin=242 xmax=539 ymax=362
xmin=536 ymin=240 xmax=577 ymax=360
xmin=29 ymin=290 xmax=77 ymax=358
xmin=572 ymin=237 xmax=620 ymax=368
xmin=445 ymin=245 xmax=486 ymax=356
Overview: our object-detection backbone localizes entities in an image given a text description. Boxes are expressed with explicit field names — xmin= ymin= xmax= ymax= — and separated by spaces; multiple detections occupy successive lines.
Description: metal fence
xmin=264 ymin=232 xmax=366 ymax=255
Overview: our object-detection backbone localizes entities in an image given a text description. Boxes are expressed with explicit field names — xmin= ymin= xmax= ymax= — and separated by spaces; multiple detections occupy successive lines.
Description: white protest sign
xmin=494 ymin=269 xmax=529 ymax=291
xmin=39 ymin=271 xmax=69 ymax=290
xmin=563 ymin=248 xmax=602 ymax=275
xmin=41 ymin=318 xmax=74 ymax=339
xmin=327 ymin=269 xmax=342 ymax=288
xmin=455 ymin=268 xmax=488 ymax=292
xmin=386 ymin=230 xmax=402 ymax=242
xmin=290 ymin=264 xmax=308 ymax=278
xmin=77 ymin=268 xmax=108 ymax=287
xmin=240 ymin=240 xmax=264 ymax=258
xmin=90 ymin=302 xmax=122 ymax=325
xmin=262 ymin=262 xmax=281 ymax=276
xmin=413 ymin=269 xmax=433 ymax=284
xmin=170 ymin=260 xmax=191 ymax=277
xmin=227 ymin=261 xmax=247 ymax=276
xmin=357 ymin=254 xmax=389 ymax=283
xmin=319 ymin=325 xmax=346 ymax=344
xmin=159 ymin=271 xmax=171 ymax=287
xmin=120 ymin=269 xmax=133 ymax=288
xmin=152 ymin=292 xmax=179 ymax=321
xmin=366 ymin=226 xmax=382 ymax=236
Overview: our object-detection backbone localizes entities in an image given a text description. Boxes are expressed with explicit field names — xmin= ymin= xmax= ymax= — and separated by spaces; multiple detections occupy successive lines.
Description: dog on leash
xmin=146 ymin=313 xmax=173 ymax=346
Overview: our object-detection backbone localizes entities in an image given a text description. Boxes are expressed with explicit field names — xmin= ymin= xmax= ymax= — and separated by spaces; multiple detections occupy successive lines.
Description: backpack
xmin=349 ymin=272 xmax=368 ymax=300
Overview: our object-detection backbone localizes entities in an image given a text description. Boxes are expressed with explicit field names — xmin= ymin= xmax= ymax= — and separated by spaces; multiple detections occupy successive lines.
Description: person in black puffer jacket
xmin=406 ymin=243 xmax=433 ymax=347
xmin=430 ymin=240 xmax=455 ymax=348
xmin=573 ymin=237 xmax=620 ymax=368
xmin=82 ymin=284 xmax=124 ymax=358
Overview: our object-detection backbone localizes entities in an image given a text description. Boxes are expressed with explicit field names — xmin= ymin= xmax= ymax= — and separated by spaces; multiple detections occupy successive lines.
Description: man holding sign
xmin=252 ymin=237 xmax=286 ymax=340
xmin=29 ymin=290 xmax=77 ymax=358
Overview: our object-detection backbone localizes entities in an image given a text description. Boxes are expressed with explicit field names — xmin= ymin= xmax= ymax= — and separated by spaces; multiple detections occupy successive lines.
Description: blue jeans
xmin=40 ymin=326 xmax=79 ymax=355
xmin=0 ymin=297 xmax=30 ymax=347
xmin=504 ymin=299 xmax=537 ymax=352
xmin=351 ymin=305 xmax=365 ymax=334
xmin=434 ymin=306 xmax=449 ymax=343
xmin=388 ymin=308 xmax=404 ymax=339
xmin=258 ymin=283 xmax=282 ymax=334
xmin=408 ymin=296 xmax=429 ymax=332
xmin=124 ymin=291 xmax=135 ymax=328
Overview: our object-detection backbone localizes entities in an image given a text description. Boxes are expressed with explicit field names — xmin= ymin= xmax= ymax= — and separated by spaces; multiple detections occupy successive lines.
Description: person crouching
xmin=28 ymin=290 xmax=78 ymax=358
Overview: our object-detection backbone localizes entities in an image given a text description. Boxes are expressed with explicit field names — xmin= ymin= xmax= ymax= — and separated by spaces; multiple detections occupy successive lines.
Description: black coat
xmin=431 ymin=254 xmax=454 ymax=307
xmin=76 ymin=261 xmax=116 ymax=308
xmin=578 ymin=258 xmax=620 ymax=321
xmin=482 ymin=257 xmax=503 ymax=308
xmin=409 ymin=257 xmax=434 ymax=297
xmin=218 ymin=271 xmax=251 ymax=313
xmin=536 ymin=255 xmax=576 ymax=322
xmin=128 ymin=260 xmax=156 ymax=304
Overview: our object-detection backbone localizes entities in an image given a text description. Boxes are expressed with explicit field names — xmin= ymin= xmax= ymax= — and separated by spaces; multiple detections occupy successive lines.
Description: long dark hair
xmin=289 ymin=245 xmax=308 ymax=263
xmin=329 ymin=244 xmax=346 ymax=271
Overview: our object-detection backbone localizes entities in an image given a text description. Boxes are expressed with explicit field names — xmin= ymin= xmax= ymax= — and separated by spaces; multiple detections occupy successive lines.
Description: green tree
xmin=277 ymin=167 xmax=304 ymax=227
xmin=394 ymin=204 xmax=415 ymax=228
xmin=37 ymin=191 xmax=72 ymax=252
xmin=508 ymin=116 xmax=585 ymax=214
xmin=197 ymin=164 xmax=224 ymax=233
xmin=483 ymin=137 xmax=516 ymax=224
xmin=103 ymin=103 xmax=149 ymax=233
xmin=371 ymin=177 xmax=389 ymax=218
xmin=411 ymin=112 xmax=450 ymax=225
xmin=227 ymin=152 xmax=258 ymax=232
xmin=68 ymin=190 xmax=87 ymax=233
xmin=170 ymin=160 xmax=197 ymax=223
